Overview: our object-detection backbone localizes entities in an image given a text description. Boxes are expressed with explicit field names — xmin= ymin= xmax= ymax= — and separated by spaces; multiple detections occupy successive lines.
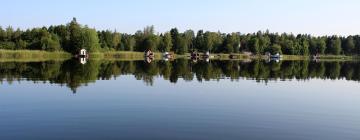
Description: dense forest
xmin=1 ymin=59 xmax=360 ymax=93
xmin=1 ymin=18 xmax=360 ymax=55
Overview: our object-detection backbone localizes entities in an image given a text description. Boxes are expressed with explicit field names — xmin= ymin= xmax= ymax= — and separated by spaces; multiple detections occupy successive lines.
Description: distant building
xmin=163 ymin=52 xmax=173 ymax=59
xmin=79 ymin=49 xmax=87 ymax=56
xmin=77 ymin=49 xmax=88 ymax=64
xmin=144 ymin=50 xmax=154 ymax=58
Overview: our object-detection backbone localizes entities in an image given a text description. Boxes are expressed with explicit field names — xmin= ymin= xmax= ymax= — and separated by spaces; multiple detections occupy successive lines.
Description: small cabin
xmin=79 ymin=49 xmax=87 ymax=56
xmin=191 ymin=51 xmax=200 ymax=59
xmin=229 ymin=54 xmax=240 ymax=59
xmin=144 ymin=50 xmax=154 ymax=58
xmin=163 ymin=52 xmax=174 ymax=59
xmin=205 ymin=51 xmax=210 ymax=56
xmin=163 ymin=52 xmax=170 ymax=57
xmin=265 ymin=52 xmax=271 ymax=57
xmin=75 ymin=49 xmax=89 ymax=59
xmin=202 ymin=51 xmax=210 ymax=58
xmin=270 ymin=53 xmax=282 ymax=58
xmin=312 ymin=54 xmax=320 ymax=60
xmin=269 ymin=53 xmax=282 ymax=62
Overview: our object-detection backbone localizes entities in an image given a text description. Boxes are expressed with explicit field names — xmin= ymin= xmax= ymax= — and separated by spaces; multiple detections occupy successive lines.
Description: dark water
xmin=1 ymin=59 xmax=360 ymax=140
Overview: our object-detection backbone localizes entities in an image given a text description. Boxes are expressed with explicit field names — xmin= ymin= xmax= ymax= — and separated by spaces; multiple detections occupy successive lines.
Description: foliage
xmin=269 ymin=44 xmax=282 ymax=54
xmin=1 ymin=18 xmax=360 ymax=56
xmin=3 ymin=60 xmax=360 ymax=92
xmin=159 ymin=32 xmax=172 ymax=52
xmin=81 ymin=27 xmax=100 ymax=52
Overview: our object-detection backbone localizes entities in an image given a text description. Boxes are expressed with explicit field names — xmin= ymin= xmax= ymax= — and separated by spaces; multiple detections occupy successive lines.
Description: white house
xmin=80 ymin=49 xmax=87 ymax=56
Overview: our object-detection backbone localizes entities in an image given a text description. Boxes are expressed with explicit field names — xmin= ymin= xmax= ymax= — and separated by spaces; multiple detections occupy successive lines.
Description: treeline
xmin=1 ymin=18 xmax=360 ymax=55
xmin=0 ymin=18 xmax=99 ymax=54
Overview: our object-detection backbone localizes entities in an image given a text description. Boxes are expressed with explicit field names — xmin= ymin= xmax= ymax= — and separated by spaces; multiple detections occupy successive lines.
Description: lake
xmin=1 ymin=59 xmax=360 ymax=140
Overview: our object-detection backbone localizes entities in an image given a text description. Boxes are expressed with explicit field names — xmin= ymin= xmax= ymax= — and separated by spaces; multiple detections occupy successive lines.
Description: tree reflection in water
xmin=1 ymin=59 xmax=360 ymax=93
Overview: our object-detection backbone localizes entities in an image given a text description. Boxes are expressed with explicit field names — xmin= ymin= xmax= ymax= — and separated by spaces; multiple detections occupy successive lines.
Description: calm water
xmin=1 ymin=59 xmax=360 ymax=140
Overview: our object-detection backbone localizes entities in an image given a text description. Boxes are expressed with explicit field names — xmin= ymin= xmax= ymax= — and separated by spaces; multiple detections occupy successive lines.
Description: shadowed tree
xmin=344 ymin=36 xmax=355 ymax=55
xmin=159 ymin=32 xmax=172 ymax=52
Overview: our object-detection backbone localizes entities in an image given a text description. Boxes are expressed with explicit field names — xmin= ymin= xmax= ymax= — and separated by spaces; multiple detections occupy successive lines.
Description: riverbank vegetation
xmin=90 ymin=51 xmax=163 ymax=60
xmin=1 ymin=18 xmax=360 ymax=58
xmin=0 ymin=49 xmax=71 ymax=61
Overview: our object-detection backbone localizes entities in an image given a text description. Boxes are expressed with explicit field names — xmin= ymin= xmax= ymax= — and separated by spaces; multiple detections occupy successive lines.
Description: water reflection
xmin=79 ymin=57 xmax=87 ymax=64
xmin=1 ymin=59 xmax=360 ymax=93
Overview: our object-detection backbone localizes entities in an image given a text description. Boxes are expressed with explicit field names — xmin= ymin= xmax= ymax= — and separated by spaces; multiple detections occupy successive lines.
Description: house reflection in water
xmin=80 ymin=57 xmax=87 ymax=64
xmin=145 ymin=57 xmax=153 ymax=63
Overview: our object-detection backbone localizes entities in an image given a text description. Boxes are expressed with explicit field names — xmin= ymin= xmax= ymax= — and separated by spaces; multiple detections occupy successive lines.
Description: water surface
xmin=1 ymin=59 xmax=360 ymax=140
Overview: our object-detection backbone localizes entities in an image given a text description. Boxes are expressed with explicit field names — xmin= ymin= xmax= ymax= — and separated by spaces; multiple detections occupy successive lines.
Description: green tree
xmin=194 ymin=30 xmax=205 ymax=51
xmin=133 ymin=26 xmax=159 ymax=52
xmin=355 ymin=35 xmax=360 ymax=54
xmin=222 ymin=33 xmax=240 ymax=53
xmin=5 ymin=26 xmax=14 ymax=41
xmin=98 ymin=30 xmax=113 ymax=50
xmin=0 ymin=26 xmax=5 ymax=41
xmin=143 ymin=25 xmax=155 ymax=36
xmin=249 ymin=37 xmax=260 ymax=54
xmin=203 ymin=32 xmax=222 ymax=52
xmin=159 ymin=32 xmax=172 ymax=52
xmin=300 ymin=39 xmax=309 ymax=55
xmin=68 ymin=18 xmax=83 ymax=53
xmin=344 ymin=36 xmax=355 ymax=55
xmin=122 ymin=35 xmax=135 ymax=51
xmin=52 ymin=25 xmax=70 ymax=49
xmin=0 ymin=42 xmax=16 ymax=49
xmin=40 ymin=33 xmax=61 ymax=51
xmin=112 ymin=32 xmax=122 ymax=50
xmin=270 ymin=44 xmax=282 ymax=54
xmin=309 ymin=38 xmax=318 ymax=55
xmin=259 ymin=35 xmax=270 ymax=54
xmin=317 ymin=38 xmax=327 ymax=54
xmin=16 ymin=39 xmax=27 ymax=49
xmin=13 ymin=28 xmax=22 ymax=40
xmin=142 ymin=35 xmax=159 ymax=51
xmin=81 ymin=27 xmax=100 ymax=52
xmin=328 ymin=36 xmax=342 ymax=55
xmin=184 ymin=30 xmax=195 ymax=51
xmin=170 ymin=28 xmax=179 ymax=51
xmin=282 ymin=40 xmax=294 ymax=55
xmin=175 ymin=36 xmax=188 ymax=54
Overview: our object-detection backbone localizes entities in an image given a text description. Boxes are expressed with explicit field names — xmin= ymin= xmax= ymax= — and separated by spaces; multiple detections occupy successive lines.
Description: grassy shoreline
xmin=90 ymin=51 xmax=163 ymax=60
xmin=92 ymin=51 xmax=360 ymax=61
xmin=0 ymin=50 xmax=359 ymax=61
xmin=0 ymin=50 xmax=72 ymax=62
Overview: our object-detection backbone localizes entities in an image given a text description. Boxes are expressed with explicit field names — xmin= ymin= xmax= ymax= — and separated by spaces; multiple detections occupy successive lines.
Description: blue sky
xmin=1 ymin=0 xmax=359 ymax=35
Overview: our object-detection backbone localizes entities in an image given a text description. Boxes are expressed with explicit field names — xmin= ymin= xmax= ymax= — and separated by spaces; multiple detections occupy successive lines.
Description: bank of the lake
xmin=90 ymin=51 xmax=360 ymax=61
xmin=90 ymin=51 xmax=163 ymax=60
xmin=0 ymin=50 xmax=72 ymax=62
xmin=280 ymin=54 xmax=358 ymax=61
xmin=42 ymin=51 xmax=360 ymax=61
xmin=208 ymin=53 xmax=359 ymax=61
xmin=0 ymin=50 xmax=359 ymax=62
